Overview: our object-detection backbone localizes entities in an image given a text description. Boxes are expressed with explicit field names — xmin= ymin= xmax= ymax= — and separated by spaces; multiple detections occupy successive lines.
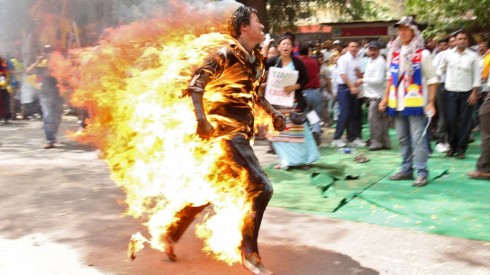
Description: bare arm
xmin=190 ymin=91 xmax=215 ymax=140
xmin=378 ymin=79 xmax=391 ymax=112
xmin=25 ymin=56 xmax=44 ymax=75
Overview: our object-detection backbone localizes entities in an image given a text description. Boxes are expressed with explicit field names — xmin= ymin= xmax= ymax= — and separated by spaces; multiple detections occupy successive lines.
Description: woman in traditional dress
xmin=264 ymin=35 xmax=320 ymax=169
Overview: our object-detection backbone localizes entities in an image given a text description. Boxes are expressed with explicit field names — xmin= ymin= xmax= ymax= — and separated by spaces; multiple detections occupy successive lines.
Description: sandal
xmin=354 ymin=154 xmax=370 ymax=163
xmin=467 ymin=170 xmax=490 ymax=180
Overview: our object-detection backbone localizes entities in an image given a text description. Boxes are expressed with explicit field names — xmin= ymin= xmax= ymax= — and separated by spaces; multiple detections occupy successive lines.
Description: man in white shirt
xmin=357 ymin=41 xmax=391 ymax=150
xmin=437 ymin=31 xmax=480 ymax=159
xmin=379 ymin=16 xmax=438 ymax=187
xmin=332 ymin=41 xmax=365 ymax=148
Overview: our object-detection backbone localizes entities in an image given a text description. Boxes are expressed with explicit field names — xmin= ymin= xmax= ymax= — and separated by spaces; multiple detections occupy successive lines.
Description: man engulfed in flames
xmin=167 ymin=5 xmax=285 ymax=275
xmin=51 ymin=2 xmax=284 ymax=274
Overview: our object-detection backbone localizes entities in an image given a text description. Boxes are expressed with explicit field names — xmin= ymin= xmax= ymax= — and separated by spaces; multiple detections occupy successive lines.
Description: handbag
xmin=289 ymin=111 xmax=307 ymax=125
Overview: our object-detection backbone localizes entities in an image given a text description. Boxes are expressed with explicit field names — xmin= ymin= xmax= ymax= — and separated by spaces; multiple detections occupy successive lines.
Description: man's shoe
xmin=446 ymin=149 xmax=455 ymax=157
xmin=44 ymin=143 xmax=55 ymax=149
xmin=389 ymin=172 xmax=414 ymax=181
xmin=349 ymin=138 xmax=366 ymax=147
xmin=435 ymin=143 xmax=450 ymax=153
xmin=412 ymin=176 xmax=428 ymax=187
xmin=456 ymin=152 xmax=465 ymax=159
xmin=368 ymin=146 xmax=383 ymax=151
xmin=331 ymin=139 xmax=346 ymax=148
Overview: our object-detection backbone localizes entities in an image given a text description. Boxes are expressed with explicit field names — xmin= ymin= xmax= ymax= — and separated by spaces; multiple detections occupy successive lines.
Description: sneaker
xmin=412 ymin=176 xmax=428 ymax=187
xmin=435 ymin=143 xmax=449 ymax=153
xmin=389 ymin=172 xmax=414 ymax=181
xmin=349 ymin=138 xmax=366 ymax=147
xmin=331 ymin=139 xmax=346 ymax=148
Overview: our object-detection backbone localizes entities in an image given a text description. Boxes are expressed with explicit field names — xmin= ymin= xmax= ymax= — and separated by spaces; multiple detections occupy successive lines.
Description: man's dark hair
xmin=455 ymin=30 xmax=470 ymax=38
xmin=298 ymin=42 xmax=311 ymax=55
xmin=229 ymin=5 xmax=257 ymax=39
xmin=348 ymin=40 xmax=360 ymax=47
xmin=439 ymin=37 xmax=450 ymax=44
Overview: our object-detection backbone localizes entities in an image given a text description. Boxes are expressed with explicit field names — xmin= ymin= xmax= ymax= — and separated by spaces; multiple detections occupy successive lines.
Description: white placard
xmin=306 ymin=110 xmax=320 ymax=125
xmin=264 ymin=67 xmax=299 ymax=107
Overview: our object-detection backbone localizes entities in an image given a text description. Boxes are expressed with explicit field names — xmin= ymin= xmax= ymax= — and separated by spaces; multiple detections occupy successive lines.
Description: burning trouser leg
xmin=163 ymin=204 xmax=208 ymax=261
xmin=166 ymin=204 xmax=209 ymax=243
xmin=227 ymin=135 xmax=274 ymax=274
xmin=163 ymin=135 xmax=273 ymax=272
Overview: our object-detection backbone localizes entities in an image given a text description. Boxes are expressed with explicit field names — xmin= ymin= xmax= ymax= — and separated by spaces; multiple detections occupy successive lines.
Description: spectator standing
xmin=7 ymin=52 xmax=24 ymax=120
xmin=431 ymin=37 xmax=451 ymax=153
xmin=437 ymin=31 xmax=480 ymax=159
xmin=320 ymin=39 xmax=334 ymax=63
xmin=331 ymin=41 xmax=365 ymax=148
xmin=477 ymin=39 xmax=490 ymax=130
xmin=297 ymin=42 xmax=324 ymax=145
xmin=26 ymin=45 xmax=63 ymax=149
xmin=0 ymin=57 xmax=10 ymax=123
xmin=357 ymin=41 xmax=391 ymax=150
xmin=328 ymin=53 xmax=340 ymax=124
xmin=266 ymin=35 xmax=320 ymax=169
xmin=379 ymin=16 xmax=438 ymax=187
xmin=467 ymin=79 xmax=490 ymax=179
xmin=318 ymin=52 xmax=333 ymax=127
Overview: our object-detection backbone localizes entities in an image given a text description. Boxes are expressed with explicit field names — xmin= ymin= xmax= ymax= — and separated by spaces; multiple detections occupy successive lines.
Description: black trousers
xmin=445 ymin=91 xmax=474 ymax=153
xmin=165 ymin=135 xmax=273 ymax=254
xmin=477 ymin=94 xmax=490 ymax=173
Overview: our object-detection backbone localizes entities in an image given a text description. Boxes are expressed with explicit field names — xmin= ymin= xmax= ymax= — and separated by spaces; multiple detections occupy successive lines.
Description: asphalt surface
xmin=1 ymin=116 xmax=489 ymax=275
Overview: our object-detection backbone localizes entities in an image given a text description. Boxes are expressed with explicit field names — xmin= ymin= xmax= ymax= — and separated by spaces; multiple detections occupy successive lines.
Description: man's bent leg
xmin=163 ymin=204 xmax=208 ymax=261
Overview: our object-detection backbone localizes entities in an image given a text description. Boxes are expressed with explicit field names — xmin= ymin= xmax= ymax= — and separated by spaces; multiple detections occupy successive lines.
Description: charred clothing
xmin=184 ymin=41 xmax=282 ymax=140
xmin=174 ymin=39 xmax=281 ymax=254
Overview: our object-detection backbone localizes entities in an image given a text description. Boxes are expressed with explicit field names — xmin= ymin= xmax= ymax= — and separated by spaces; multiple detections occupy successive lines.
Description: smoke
xmin=0 ymin=0 xmax=242 ymax=61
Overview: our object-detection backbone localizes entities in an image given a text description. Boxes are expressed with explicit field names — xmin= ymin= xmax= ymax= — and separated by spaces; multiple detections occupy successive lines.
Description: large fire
xmin=50 ymin=1 xmax=274 ymax=265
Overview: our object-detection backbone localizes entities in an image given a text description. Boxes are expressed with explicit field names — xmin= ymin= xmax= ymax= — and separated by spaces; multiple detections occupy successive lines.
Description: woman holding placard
xmin=263 ymin=34 xmax=320 ymax=169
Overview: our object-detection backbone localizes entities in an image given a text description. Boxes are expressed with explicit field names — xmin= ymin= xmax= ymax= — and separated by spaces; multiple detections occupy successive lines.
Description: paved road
xmin=1 ymin=117 xmax=489 ymax=275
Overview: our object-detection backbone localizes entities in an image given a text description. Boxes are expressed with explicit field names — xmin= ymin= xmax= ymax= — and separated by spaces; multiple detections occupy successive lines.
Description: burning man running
xmin=164 ymin=5 xmax=285 ymax=275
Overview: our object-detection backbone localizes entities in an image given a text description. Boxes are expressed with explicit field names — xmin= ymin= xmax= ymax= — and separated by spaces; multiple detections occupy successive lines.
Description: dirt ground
xmin=0 ymin=117 xmax=489 ymax=275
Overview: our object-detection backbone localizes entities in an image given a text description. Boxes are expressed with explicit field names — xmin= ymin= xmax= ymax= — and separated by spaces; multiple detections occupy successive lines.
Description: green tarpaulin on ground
xmin=265 ymin=129 xmax=490 ymax=242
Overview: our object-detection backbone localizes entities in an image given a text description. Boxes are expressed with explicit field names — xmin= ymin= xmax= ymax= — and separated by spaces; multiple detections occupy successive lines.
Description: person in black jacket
xmin=265 ymin=34 xmax=308 ymax=111
xmin=264 ymin=34 xmax=320 ymax=169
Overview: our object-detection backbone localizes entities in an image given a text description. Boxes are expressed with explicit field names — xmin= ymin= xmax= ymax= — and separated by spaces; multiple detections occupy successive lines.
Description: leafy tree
xmin=238 ymin=0 xmax=389 ymax=33
xmin=406 ymin=0 xmax=490 ymax=36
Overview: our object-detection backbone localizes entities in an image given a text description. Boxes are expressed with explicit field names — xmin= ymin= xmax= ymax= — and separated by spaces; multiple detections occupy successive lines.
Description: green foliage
xmin=263 ymin=0 xmax=391 ymax=32
xmin=406 ymin=0 xmax=490 ymax=36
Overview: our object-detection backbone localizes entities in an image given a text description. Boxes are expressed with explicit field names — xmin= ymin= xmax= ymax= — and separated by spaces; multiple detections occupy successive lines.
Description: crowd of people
xmin=0 ymin=45 xmax=86 ymax=149
xmin=259 ymin=17 xmax=490 ymax=183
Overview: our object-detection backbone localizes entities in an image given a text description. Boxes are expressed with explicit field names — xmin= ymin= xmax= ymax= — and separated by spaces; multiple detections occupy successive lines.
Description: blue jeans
xmin=302 ymin=88 xmax=324 ymax=134
xmin=39 ymin=93 xmax=63 ymax=144
xmin=394 ymin=113 xmax=429 ymax=178
xmin=334 ymin=84 xmax=361 ymax=141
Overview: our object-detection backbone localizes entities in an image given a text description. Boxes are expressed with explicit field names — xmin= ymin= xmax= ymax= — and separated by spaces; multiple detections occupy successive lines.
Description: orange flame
xmin=51 ymin=1 xmax=276 ymax=265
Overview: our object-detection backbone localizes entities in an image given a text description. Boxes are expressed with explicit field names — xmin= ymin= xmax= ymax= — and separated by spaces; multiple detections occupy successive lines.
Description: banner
xmin=264 ymin=67 xmax=299 ymax=107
